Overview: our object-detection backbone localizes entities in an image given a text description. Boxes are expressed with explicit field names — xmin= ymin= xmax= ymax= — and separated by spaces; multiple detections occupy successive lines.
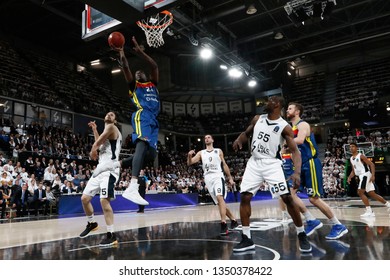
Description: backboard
xmin=81 ymin=0 xmax=178 ymax=41
xmin=343 ymin=142 xmax=374 ymax=159
xmin=81 ymin=5 xmax=122 ymax=41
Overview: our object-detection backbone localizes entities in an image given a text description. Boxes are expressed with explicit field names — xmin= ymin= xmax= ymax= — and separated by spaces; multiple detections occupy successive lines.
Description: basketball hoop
xmin=137 ymin=10 xmax=173 ymax=48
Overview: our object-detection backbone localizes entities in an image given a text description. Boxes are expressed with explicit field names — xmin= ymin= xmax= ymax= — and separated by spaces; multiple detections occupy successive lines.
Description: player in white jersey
xmin=347 ymin=142 xmax=390 ymax=217
xmin=187 ymin=135 xmax=239 ymax=235
xmin=232 ymin=96 xmax=311 ymax=253
xmin=79 ymin=112 xmax=122 ymax=247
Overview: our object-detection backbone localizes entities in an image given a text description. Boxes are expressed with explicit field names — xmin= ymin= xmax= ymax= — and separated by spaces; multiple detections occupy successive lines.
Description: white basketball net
xmin=137 ymin=11 xmax=173 ymax=48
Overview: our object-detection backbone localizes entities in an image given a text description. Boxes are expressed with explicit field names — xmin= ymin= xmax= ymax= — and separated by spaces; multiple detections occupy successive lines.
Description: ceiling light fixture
xmin=246 ymin=4 xmax=257 ymax=15
xmin=229 ymin=68 xmax=243 ymax=78
xmin=248 ymin=80 xmax=257 ymax=87
xmin=90 ymin=59 xmax=100 ymax=66
xmin=244 ymin=0 xmax=257 ymax=15
xmin=274 ymin=32 xmax=284 ymax=40
xmin=200 ymin=48 xmax=212 ymax=59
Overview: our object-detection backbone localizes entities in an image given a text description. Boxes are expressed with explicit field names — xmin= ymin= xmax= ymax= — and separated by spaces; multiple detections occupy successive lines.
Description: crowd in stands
xmin=286 ymin=71 xmax=325 ymax=123
xmin=334 ymin=58 xmax=390 ymax=119
xmin=0 ymin=40 xmax=132 ymax=122
xmin=159 ymin=112 xmax=252 ymax=135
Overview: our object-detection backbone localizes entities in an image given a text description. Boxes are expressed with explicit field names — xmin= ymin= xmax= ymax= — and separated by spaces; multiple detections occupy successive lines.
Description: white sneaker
xmin=122 ymin=183 xmax=149 ymax=205
xmin=360 ymin=211 xmax=375 ymax=218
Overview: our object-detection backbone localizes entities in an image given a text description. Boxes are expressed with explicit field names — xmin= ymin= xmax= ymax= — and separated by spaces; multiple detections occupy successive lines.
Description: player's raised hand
xmin=88 ymin=121 xmax=97 ymax=131
xmin=132 ymin=36 xmax=143 ymax=53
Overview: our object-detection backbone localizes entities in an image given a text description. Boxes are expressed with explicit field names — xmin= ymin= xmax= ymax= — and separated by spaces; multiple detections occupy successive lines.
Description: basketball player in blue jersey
xmin=79 ymin=112 xmax=121 ymax=247
xmin=232 ymin=96 xmax=311 ymax=253
xmin=94 ymin=36 xmax=159 ymax=206
xmin=187 ymin=134 xmax=239 ymax=235
xmin=286 ymin=102 xmax=348 ymax=239
xmin=279 ymin=143 xmax=323 ymax=231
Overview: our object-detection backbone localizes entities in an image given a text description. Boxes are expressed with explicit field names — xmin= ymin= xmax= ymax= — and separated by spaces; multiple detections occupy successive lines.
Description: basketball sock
xmin=295 ymin=226 xmax=304 ymax=234
xmin=242 ymin=226 xmax=251 ymax=239
xmin=303 ymin=210 xmax=315 ymax=221
xmin=385 ymin=201 xmax=390 ymax=207
xmin=107 ymin=224 xmax=114 ymax=233
xmin=366 ymin=206 xmax=372 ymax=212
xmin=329 ymin=217 xmax=341 ymax=225
xmin=87 ymin=214 xmax=95 ymax=223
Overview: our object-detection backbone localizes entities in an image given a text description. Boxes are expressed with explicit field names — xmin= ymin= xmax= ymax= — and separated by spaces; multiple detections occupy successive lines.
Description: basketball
xmin=108 ymin=31 xmax=125 ymax=49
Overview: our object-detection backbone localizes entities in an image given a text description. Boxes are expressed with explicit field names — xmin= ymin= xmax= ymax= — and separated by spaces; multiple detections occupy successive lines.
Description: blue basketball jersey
xmin=292 ymin=119 xmax=319 ymax=163
xmin=129 ymin=80 xmax=160 ymax=117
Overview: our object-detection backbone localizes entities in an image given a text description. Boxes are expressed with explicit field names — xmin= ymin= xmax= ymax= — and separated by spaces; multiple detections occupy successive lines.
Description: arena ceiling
xmin=1 ymin=0 xmax=390 ymax=102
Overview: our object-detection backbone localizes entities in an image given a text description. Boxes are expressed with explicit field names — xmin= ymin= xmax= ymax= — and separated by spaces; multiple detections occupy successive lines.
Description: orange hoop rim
xmin=136 ymin=10 xmax=173 ymax=30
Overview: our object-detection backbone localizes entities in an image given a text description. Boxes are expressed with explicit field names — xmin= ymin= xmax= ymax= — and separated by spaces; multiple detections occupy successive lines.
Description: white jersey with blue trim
xmin=201 ymin=148 xmax=223 ymax=178
xmin=98 ymin=132 xmax=122 ymax=163
xmin=251 ymin=114 xmax=288 ymax=160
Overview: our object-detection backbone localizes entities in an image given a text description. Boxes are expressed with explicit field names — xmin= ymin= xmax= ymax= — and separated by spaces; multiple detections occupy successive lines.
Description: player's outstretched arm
xmin=132 ymin=36 xmax=159 ymax=83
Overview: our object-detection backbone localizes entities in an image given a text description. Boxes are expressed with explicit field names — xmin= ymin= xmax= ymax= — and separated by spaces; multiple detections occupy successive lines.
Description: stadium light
xmin=90 ymin=59 xmax=100 ymax=66
xmin=220 ymin=64 xmax=228 ymax=70
xmin=228 ymin=68 xmax=243 ymax=78
xmin=248 ymin=80 xmax=257 ymax=87
xmin=200 ymin=48 xmax=213 ymax=59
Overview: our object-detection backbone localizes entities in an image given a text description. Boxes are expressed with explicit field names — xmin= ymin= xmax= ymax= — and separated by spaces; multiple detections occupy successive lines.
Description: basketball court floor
xmin=1 ymin=198 xmax=390 ymax=260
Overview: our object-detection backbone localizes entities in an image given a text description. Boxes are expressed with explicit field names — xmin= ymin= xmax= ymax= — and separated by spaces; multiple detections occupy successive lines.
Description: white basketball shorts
xmin=358 ymin=171 xmax=376 ymax=192
xmin=204 ymin=174 xmax=227 ymax=205
xmin=83 ymin=167 xmax=119 ymax=200
xmin=240 ymin=156 xmax=289 ymax=199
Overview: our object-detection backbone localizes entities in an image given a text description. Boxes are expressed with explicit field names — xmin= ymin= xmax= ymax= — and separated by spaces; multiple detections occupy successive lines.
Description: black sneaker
xmin=220 ymin=222 xmax=228 ymax=236
xmin=99 ymin=232 xmax=118 ymax=247
xmin=231 ymin=220 xmax=239 ymax=229
xmin=233 ymin=234 xmax=255 ymax=252
xmin=79 ymin=222 xmax=98 ymax=238
xmin=298 ymin=232 xmax=312 ymax=253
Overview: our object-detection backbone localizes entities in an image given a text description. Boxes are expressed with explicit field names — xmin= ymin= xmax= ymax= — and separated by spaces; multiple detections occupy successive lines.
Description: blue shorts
xmin=131 ymin=109 xmax=159 ymax=150
xmin=282 ymin=155 xmax=294 ymax=187
xmin=300 ymin=157 xmax=323 ymax=197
